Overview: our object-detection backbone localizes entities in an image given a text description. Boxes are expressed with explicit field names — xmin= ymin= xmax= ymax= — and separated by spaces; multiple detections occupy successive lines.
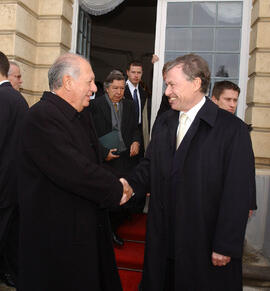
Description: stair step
xmin=118 ymin=213 xmax=147 ymax=241
xmin=243 ymin=287 xmax=270 ymax=290
xmin=114 ymin=241 xmax=144 ymax=270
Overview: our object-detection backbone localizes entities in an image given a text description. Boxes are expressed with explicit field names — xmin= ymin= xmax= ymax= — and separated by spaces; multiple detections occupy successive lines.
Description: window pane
xmin=197 ymin=54 xmax=213 ymax=74
xmin=77 ymin=32 xmax=82 ymax=54
xmin=165 ymin=52 xmax=185 ymax=63
xmin=79 ymin=10 xmax=84 ymax=32
xmin=86 ymin=42 xmax=90 ymax=59
xmin=214 ymin=54 xmax=239 ymax=78
xmin=82 ymin=37 xmax=87 ymax=56
xmin=167 ymin=2 xmax=191 ymax=26
xmin=193 ymin=3 xmax=216 ymax=26
xmin=192 ymin=28 xmax=214 ymax=51
xmin=83 ymin=18 xmax=88 ymax=37
xmin=165 ymin=28 xmax=191 ymax=51
xmin=87 ymin=23 xmax=91 ymax=42
xmin=218 ymin=2 xmax=242 ymax=26
xmin=216 ymin=28 xmax=241 ymax=52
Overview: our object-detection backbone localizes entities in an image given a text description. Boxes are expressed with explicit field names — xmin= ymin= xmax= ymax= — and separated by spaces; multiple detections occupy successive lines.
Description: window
xmin=76 ymin=6 xmax=91 ymax=59
xmin=165 ymin=1 xmax=242 ymax=95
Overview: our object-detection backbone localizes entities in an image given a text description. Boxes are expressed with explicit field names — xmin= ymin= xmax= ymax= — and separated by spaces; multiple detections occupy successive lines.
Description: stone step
xmin=0 ymin=282 xmax=15 ymax=291
xmin=244 ymin=287 xmax=270 ymax=291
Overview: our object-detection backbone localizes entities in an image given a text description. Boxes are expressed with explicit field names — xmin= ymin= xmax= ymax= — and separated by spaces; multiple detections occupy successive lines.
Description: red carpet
xmin=114 ymin=241 xmax=145 ymax=269
xmin=118 ymin=269 xmax=142 ymax=291
xmin=114 ymin=214 xmax=147 ymax=291
xmin=118 ymin=213 xmax=147 ymax=241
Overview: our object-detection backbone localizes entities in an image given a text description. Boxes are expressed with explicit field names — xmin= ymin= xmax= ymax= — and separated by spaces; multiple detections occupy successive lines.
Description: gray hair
xmin=48 ymin=53 xmax=86 ymax=91
xmin=103 ymin=70 xmax=125 ymax=91
xmin=8 ymin=61 xmax=20 ymax=75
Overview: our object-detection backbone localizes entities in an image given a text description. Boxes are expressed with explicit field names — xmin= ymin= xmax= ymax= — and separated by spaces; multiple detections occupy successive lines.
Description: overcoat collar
xmin=171 ymin=98 xmax=218 ymax=176
xmin=98 ymin=95 xmax=131 ymax=130
xmin=41 ymin=91 xmax=79 ymax=121
xmin=0 ymin=81 xmax=11 ymax=87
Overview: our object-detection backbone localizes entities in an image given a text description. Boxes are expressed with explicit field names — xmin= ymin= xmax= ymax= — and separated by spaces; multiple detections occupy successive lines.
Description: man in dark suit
xmin=17 ymin=53 xmax=132 ymax=291
xmin=211 ymin=80 xmax=257 ymax=217
xmin=0 ymin=51 xmax=29 ymax=287
xmin=89 ymin=70 xmax=141 ymax=246
xmin=8 ymin=61 xmax=23 ymax=91
xmin=127 ymin=54 xmax=255 ymax=290
xmin=125 ymin=60 xmax=151 ymax=152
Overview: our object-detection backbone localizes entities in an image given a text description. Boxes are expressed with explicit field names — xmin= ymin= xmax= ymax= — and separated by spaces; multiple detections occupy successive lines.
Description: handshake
xmin=119 ymin=178 xmax=134 ymax=205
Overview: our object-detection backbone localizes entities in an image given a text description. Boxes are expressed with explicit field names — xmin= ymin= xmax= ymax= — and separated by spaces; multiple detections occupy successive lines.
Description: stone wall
xmin=0 ymin=0 xmax=74 ymax=106
xmin=246 ymin=0 xmax=270 ymax=168
xmin=245 ymin=0 xmax=270 ymax=259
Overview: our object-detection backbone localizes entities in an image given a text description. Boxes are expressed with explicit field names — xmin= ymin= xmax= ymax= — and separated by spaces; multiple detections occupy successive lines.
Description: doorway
xmin=90 ymin=0 xmax=157 ymax=94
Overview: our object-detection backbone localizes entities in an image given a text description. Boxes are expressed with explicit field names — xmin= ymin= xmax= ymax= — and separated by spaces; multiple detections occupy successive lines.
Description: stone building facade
xmin=0 ymin=0 xmax=73 ymax=106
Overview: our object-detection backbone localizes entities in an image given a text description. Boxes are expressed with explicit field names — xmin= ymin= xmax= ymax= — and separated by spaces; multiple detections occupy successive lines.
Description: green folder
xmin=98 ymin=130 xmax=121 ymax=150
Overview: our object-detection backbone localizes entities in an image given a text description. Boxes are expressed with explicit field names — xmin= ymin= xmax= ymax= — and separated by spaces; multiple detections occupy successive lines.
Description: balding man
xmin=8 ymin=61 xmax=22 ymax=91
xmin=17 ymin=53 xmax=131 ymax=291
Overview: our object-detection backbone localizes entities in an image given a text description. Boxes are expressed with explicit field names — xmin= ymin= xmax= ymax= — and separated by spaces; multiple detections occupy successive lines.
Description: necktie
xmin=176 ymin=113 xmax=189 ymax=149
xmin=113 ymin=103 xmax=118 ymax=112
xmin=133 ymin=89 xmax=139 ymax=123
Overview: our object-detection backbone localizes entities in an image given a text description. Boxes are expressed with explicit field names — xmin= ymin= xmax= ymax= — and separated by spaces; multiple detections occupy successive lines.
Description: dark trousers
xmin=164 ymin=259 xmax=175 ymax=291
xmin=0 ymin=206 xmax=18 ymax=282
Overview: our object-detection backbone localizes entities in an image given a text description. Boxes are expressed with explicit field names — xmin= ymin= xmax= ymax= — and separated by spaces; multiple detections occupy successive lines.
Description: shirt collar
xmin=126 ymin=79 xmax=139 ymax=92
xmin=180 ymin=96 xmax=206 ymax=123
xmin=0 ymin=80 xmax=10 ymax=86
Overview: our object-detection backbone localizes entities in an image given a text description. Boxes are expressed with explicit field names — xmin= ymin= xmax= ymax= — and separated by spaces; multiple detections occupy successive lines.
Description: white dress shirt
xmin=0 ymin=80 xmax=10 ymax=86
xmin=176 ymin=96 xmax=206 ymax=142
xmin=126 ymin=79 xmax=142 ymax=124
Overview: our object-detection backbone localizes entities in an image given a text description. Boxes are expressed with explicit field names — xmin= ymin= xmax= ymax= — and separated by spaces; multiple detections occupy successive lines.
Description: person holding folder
xmin=89 ymin=70 xmax=141 ymax=246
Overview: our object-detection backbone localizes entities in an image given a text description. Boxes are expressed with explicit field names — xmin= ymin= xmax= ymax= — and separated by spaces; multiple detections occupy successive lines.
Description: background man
xmin=89 ymin=70 xmax=141 ymax=246
xmin=127 ymin=54 xmax=255 ymax=291
xmin=211 ymin=80 xmax=240 ymax=114
xmin=212 ymin=80 xmax=257 ymax=216
xmin=0 ymin=52 xmax=28 ymax=287
xmin=8 ymin=61 xmax=23 ymax=91
xmin=125 ymin=60 xmax=151 ymax=152
xmin=17 ymin=53 xmax=132 ymax=291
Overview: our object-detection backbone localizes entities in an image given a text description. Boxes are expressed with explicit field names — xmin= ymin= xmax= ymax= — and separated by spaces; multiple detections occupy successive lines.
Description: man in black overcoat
xmin=89 ymin=70 xmax=141 ymax=245
xmin=0 ymin=51 xmax=28 ymax=287
xmin=17 ymin=53 xmax=132 ymax=291
xmin=127 ymin=54 xmax=255 ymax=291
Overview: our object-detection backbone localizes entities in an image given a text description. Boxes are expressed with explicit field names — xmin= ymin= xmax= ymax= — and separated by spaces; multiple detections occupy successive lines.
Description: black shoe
xmin=0 ymin=273 xmax=16 ymax=287
xmin=112 ymin=232 xmax=124 ymax=246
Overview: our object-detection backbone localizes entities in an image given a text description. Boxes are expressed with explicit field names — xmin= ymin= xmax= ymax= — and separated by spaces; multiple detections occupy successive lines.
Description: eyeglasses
xmin=10 ymin=74 xmax=22 ymax=79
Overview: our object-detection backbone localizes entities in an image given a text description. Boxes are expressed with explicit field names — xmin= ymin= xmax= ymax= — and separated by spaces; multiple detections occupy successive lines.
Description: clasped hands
xmin=212 ymin=252 xmax=231 ymax=267
xmin=119 ymin=178 xmax=134 ymax=205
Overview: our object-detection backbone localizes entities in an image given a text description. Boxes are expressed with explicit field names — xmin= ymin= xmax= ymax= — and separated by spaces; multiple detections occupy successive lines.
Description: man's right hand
xmin=105 ymin=148 xmax=120 ymax=161
xmin=119 ymin=178 xmax=134 ymax=205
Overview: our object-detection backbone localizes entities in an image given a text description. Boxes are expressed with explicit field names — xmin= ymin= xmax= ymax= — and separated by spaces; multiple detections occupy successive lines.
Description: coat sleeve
xmin=21 ymin=108 xmax=123 ymax=209
xmin=212 ymin=122 xmax=255 ymax=258
xmin=0 ymin=98 xmax=11 ymax=159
